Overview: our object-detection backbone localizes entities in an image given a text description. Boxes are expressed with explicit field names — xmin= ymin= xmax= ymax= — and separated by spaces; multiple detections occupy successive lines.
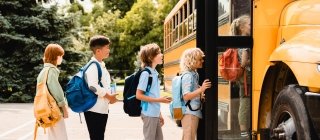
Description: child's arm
xmin=241 ymin=49 xmax=250 ymax=68
xmin=159 ymin=113 xmax=164 ymax=126
xmin=62 ymin=105 xmax=69 ymax=118
xmin=136 ymin=89 xmax=170 ymax=103
xmin=183 ymin=79 xmax=211 ymax=101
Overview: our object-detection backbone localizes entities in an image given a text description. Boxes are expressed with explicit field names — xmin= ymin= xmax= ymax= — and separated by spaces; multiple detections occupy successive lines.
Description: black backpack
xmin=123 ymin=69 xmax=152 ymax=117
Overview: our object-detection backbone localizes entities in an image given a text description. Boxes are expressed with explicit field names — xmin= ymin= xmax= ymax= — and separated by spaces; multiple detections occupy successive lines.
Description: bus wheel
xmin=270 ymin=85 xmax=310 ymax=140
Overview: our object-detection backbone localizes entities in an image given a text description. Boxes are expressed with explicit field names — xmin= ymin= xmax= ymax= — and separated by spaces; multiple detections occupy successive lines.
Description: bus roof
xmin=164 ymin=0 xmax=187 ymax=23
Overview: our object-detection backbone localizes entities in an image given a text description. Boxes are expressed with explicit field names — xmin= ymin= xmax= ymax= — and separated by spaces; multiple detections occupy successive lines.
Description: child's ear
xmin=95 ymin=48 xmax=101 ymax=54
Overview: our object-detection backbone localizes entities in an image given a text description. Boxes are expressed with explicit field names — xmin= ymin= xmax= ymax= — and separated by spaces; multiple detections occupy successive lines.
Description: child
xmin=179 ymin=48 xmax=211 ymax=140
xmin=37 ymin=44 xmax=68 ymax=140
xmin=84 ymin=35 xmax=118 ymax=140
xmin=230 ymin=15 xmax=251 ymax=138
xmin=136 ymin=43 xmax=171 ymax=140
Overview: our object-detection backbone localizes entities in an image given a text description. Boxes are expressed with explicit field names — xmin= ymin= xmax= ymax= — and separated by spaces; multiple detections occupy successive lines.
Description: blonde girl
xmin=230 ymin=15 xmax=251 ymax=138
xmin=180 ymin=48 xmax=211 ymax=140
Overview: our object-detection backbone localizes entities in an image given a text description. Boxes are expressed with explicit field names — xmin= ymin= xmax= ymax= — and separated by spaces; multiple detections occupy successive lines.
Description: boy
xmin=136 ymin=43 xmax=171 ymax=140
xmin=84 ymin=35 xmax=118 ymax=140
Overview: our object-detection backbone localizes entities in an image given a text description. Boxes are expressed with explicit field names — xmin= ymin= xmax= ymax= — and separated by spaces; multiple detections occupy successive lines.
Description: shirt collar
xmin=145 ymin=66 xmax=158 ymax=75
xmin=91 ymin=57 xmax=106 ymax=68
xmin=44 ymin=63 xmax=59 ymax=72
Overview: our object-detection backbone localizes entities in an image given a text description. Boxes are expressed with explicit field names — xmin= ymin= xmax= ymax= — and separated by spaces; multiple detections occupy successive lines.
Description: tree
xmin=117 ymin=0 xmax=157 ymax=69
xmin=103 ymin=0 xmax=136 ymax=17
xmin=0 ymin=1 xmax=86 ymax=102
xmin=71 ymin=0 xmax=178 ymax=78
xmin=91 ymin=11 xmax=131 ymax=77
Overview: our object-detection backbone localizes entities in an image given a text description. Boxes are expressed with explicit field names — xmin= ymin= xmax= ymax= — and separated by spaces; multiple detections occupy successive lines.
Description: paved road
xmin=0 ymin=102 xmax=182 ymax=140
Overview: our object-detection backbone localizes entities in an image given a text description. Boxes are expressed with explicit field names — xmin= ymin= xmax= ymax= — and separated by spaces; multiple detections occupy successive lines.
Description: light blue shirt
xmin=137 ymin=67 xmax=161 ymax=117
xmin=181 ymin=71 xmax=202 ymax=118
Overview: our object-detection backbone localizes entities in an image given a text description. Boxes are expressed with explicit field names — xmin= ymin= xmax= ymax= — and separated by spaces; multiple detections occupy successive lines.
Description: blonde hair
xmin=43 ymin=44 xmax=64 ymax=66
xmin=230 ymin=15 xmax=250 ymax=36
xmin=139 ymin=43 xmax=161 ymax=68
xmin=180 ymin=48 xmax=204 ymax=72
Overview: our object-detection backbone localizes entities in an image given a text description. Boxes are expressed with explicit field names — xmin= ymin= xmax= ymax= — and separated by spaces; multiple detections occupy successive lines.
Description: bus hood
xmin=270 ymin=30 xmax=320 ymax=64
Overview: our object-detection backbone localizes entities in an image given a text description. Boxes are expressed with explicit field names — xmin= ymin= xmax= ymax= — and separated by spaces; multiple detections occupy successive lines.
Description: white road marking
xmin=0 ymin=108 xmax=28 ymax=111
xmin=0 ymin=120 xmax=34 ymax=138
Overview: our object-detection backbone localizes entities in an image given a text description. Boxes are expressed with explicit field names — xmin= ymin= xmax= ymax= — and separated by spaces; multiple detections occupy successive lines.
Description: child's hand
xmin=62 ymin=106 xmax=69 ymax=119
xmin=164 ymin=96 xmax=172 ymax=101
xmin=200 ymin=79 xmax=212 ymax=92
xmin=108 ymin=94 xmax=118 ymax=104
xmin=160 ymin=116 xmax=164 ymax=127
xmin=159 ymin=97 xmax=171 ymax=103
xmin=201 ymin=92 xmax=205 ymax=102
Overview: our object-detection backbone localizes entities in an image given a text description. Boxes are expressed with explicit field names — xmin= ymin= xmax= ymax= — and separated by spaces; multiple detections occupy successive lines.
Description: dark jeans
xmin=84 ymin=111 xmax=108 ymax=140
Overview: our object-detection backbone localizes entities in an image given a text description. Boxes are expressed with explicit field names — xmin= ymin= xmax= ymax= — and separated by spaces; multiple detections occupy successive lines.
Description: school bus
xmin=164 ymin=0 xmax=320 ymax=139
xmin=163 ymin=0 xmax=234 ymax=137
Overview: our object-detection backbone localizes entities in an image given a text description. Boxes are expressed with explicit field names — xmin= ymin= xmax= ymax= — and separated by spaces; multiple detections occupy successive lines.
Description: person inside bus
xmin=230 ymin=15 xmax=251 ymax=138
xmin=179 ymin=48 xmax=212 ymax=140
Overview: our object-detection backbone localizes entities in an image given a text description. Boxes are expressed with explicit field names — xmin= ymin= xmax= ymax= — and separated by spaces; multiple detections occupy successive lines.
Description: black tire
xmin=270 ymin=85 xmax=310 ymax=140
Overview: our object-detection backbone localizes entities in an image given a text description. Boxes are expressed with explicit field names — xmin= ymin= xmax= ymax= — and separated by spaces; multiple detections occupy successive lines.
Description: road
xmin=0 ymin=102 xmax=182 ymax=140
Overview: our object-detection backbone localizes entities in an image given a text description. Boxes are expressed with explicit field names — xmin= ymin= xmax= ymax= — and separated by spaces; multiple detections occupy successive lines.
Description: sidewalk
xmin=0 ymin=102 xmax=182 ymax=140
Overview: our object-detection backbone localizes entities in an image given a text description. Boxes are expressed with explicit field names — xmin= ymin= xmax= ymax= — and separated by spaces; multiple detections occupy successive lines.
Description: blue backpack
xmin=66 ymin=61 xmax=102 ymax=113
xmin=169 ymin=73 xmax=200 ymax=120
xmin=123 ymin=69 xmax=152 ymax=117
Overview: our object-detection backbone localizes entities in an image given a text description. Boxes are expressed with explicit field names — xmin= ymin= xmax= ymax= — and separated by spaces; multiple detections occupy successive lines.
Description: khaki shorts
xmin=141 ymin=114 xmax=163 ymax=140
xmin=181 ymin=114 xmax=199 ymax=140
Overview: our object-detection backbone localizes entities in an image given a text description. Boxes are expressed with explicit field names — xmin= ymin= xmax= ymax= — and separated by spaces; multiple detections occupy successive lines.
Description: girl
xmin=37 ymin=44 xmax=68 ymax=140
xmin=180 ymin=48 xmax=211 ymax=140
xmin=230 ymin=15 xmax=251 ymax=138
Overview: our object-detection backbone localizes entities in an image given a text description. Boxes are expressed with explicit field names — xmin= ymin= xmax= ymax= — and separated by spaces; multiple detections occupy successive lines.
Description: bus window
xmin=218 ymin=47 xmax=252 ymax=139
xmin=218 ymin=0 xmax=251 ymax=36
xmin=163 ymin=0 xmax=197 ymax=92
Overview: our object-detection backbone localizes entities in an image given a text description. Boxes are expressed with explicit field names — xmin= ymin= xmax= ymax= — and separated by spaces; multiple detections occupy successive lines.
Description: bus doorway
xmin=200 ymin=0 xmax=253 ymax=139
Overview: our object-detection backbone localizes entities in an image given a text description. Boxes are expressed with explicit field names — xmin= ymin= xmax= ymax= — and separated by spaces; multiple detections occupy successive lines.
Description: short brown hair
xmin=43 ymin=44 xmax=64 ymax=65
xmin=139 ymin=43 xmax=161 ymax=68
xmin=89 ymin=35 xmax=111 ymax=53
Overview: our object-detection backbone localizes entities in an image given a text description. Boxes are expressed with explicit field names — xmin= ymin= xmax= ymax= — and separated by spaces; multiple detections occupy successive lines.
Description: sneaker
xmin=240 ymin=131 xmax=250 ymax=139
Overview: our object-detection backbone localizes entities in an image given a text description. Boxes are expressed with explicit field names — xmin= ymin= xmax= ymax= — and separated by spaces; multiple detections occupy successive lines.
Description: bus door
xmin=201 ymin=0 xmax=253 ymax=139
xmin=216 ymin=0 xmax=252 ymax=139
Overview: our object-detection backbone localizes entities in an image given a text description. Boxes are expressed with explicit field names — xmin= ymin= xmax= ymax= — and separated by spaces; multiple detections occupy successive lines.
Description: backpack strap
xmin=181 ymin=72 xmax=201 ymax=111
xmin=34 ymin=122 xmax=38 ymax=140
xmin=141 ymin=68 xmax=153 ymax=111
xmin=142 ymin=68 xmax=153 ymax=92
xmin=34 ymin=67 xmax=51 ymax=140
xmin=83 ymin=61 xmax=103 ymax=86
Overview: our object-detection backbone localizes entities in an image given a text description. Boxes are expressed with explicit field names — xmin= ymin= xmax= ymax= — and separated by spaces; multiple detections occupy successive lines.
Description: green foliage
xmin=55 ymin=0 xmax=178 ymax=80
xmin=91 ymin=10 xmax=133 ymax=77
xmin=0 ymin=1 xmax=86 ymax=102
xmin=79 ymin=14 xmax=92 ymax=26
xmin=103 ymin=0 xmax=136 ymax=17
xmin=88 ymin=0 xmax=178 ymax=77
xmin=91 ymin=4 xmax=104 ymax=19
xmin=68 ymin=2 xmax=84 ymax=14
xmin=118 ymin=0 xmax=157 ymax=56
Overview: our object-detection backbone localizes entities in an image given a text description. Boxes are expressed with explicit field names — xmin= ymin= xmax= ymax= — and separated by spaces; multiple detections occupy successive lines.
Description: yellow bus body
xmin=165 ymin=0 xmax=320 ymax=139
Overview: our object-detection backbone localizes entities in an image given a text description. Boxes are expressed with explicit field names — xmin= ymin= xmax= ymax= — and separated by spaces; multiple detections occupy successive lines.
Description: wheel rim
xmin=272 ymin=111 xmax=297 ymax=140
